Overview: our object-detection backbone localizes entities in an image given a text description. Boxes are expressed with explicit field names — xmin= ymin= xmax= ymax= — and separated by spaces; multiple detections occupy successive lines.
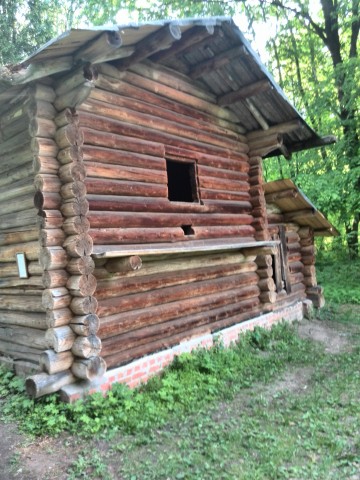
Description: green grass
xmin=317 ymin=259 xmax=360 ymax=305
xmin=0 ymin=323 xmax=320 ymax=438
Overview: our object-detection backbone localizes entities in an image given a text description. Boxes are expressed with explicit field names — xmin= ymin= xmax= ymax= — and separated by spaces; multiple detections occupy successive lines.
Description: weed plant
xmin=0 ymin=323 xmax=320 ymax=438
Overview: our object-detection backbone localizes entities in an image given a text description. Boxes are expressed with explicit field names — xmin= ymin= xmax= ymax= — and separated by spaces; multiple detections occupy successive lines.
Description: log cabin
xmin=0 ymin=17 xmax=338 ymax=401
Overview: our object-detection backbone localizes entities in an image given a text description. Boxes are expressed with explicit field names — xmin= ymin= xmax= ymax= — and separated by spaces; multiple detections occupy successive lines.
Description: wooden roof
xmin=0 ymin=17 xmax=335 ymax=157
xmin=264 ymin=179 xmax=339 ymax=236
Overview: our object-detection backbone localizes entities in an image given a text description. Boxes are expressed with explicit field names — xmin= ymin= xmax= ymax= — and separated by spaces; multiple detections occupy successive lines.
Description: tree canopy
xmin=0 ymin=0 xmax=358 ymax=257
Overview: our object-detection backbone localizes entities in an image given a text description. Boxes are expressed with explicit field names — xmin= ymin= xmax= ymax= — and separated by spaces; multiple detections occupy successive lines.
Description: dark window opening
xmin=166 ymin=159 xmax=199 ymax=202
xmin=181 ymin=225 xmax=195 ymax=236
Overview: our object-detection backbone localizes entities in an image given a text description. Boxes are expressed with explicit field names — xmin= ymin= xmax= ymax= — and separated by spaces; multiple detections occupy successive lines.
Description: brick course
xmin=60 ymin=301 xmax=304 ymax=402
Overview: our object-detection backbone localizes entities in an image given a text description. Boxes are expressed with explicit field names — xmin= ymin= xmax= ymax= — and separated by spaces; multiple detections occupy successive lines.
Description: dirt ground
xmin=0 ymin=317 xmax=359 ymax=480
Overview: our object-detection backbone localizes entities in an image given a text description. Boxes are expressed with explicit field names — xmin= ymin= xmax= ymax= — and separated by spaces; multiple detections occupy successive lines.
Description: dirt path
xmin=0 ymin=317 xmax=359 ymax=479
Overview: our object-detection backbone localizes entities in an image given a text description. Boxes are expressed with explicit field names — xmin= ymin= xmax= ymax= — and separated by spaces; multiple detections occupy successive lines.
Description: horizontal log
xmin=60 ymin=181 xmax=87 ymax=200
xmin=0 ymin=241 xmax=39 ymax=263
xmin=80 ymin=97 xmax=247 ymax=151
xmin=298 ymin=227 xmax=313 ymax=238
xmin=70 ymin=314 xmax=100 ymax=336
xmin=258 ymin=277 xmax=276 ymax=292
xmin=87 ymin=211 xmax=253 ymax=229
xmin=90 ymin=227 xmax=184 ymax=245
xmin=54 ymin=81 xmax=94 ymax=111
xmin=0 ymin=310 xmax=47 ymax=329
xmin=55 ymin=124 xmax=84 ymax=149
xmin=98 ymin=251 xmax=249 ymax=281
xmin=303 ymin=265 xmax=316 ymax=277
xmin=265 ymin=188 xmax=298 ymax=203
xmin=105 ymin=255 xmax=142 ymax=274
xmin=82 ymin=144 xmax=165 ymax=169
xmin=79 ymin=112 xmax=248 ymax=158
xmin=0 ymin=278 xmax=43 ymax=290
xmin=39 ymin=246 xmax=68 ymax=271
xmin=64 ymin=234 xmax=93 ymax=257
xmin=101 ymin=295 xmax=259 ymax=358
xmin=82 ymin=126 xmax=165 ymax=157
xmin=26 ymin=370 xmax=76 ymax=398
xmin=67 ymin=256 xmax=95 ymax=275
xmin=99 ymin=284 xmax=260 ymax=341
xmin=290 ymin=272 xmax=304 ymax=285
xmin=63 ymin=216 xmax=90 ymax=236
xmin=39 ymin=228 xmax=66 ymax=247
xmin=85 ymin=176 xmax=168 ymax=199
xmin=256 ymin=255 xmax=272 ymax=267
xmin=97 ymin=261 xmax=257 ymax=301
xmin=59 ymin=163 xmax=86 ymax=183
xmin=303 ymin=276 xmax=317 ymax=288
xmin=256 ymin=266 xmax=273 ymax=279
xmin=57 ymin=146 xmax=83 ymax=165
xmin=218 ymin=79 xmax=272 ymax=106
xmin=0 ymin=324 xmax=47 ymax=348
xmin=45 ymin=326 xmax=76 ymax=353
xmin=70 ymin=296 xmax=98 ymax=315
xmin=74 ymin=30 xmax=122 ymax=64
xmin=39 ymin=350 xmax=74 ymax=375
xmin=301 ymin=245 xmax=315 ymax=255
xmin=46 ymin=307 xmax=73 ymax=328
xmin=71 ymin=335 xmax=101 ymax=358
xmin=165 ymin=144 xmax=248 ymax=168
xmin=33 ymin=156 xmax=59 ymax=175
xmin=200 ymin=189 xmax=250 ymax=202
xmin=103 ymin=63 xmax=239 ymax=124
xmin=302 ymin=255 xmax=315 ymax=265
xmin=89 ymin=80 xmax=242 ymax=140
xmin=288 ymin=261 xmax=304 ymax=274
xmin=66 ymin=274 xmax=97 ymax=297
xmin=197 ymin=164 xmax=249 ymax=180
xmin=283 ymin=209 xmax=315 ymax=222
xmin=97 ymin=271 xmax=259 ymax=318
xmin=199 ymin=176 xmax=249 ymax=192
xmin=96 ymin=66 xmax=241 ymax=134
xmin=61 ymin=198 xmax=89 ymax=217
xmin=0 ymin=178 xmax=34 ymax=203
xmin=71 ymin=356 xmax=106 ymax=381
xmin=42 ymin=288 xmax=71 ymax=310
xmin=55 ymin=107 xmax=79 ymax=127
xmin=259 ymin=291 xmax=277 ymax=304
xmin=104 ymin=301 xmax=262 ymax=368
xmin=0 ymin=228 xmax=38 ymax=246
xmin=42 ymin=270 xmax=69 ymax=289
xmin=85 ymin=161 xmax=167 ymax=185
xmin=0 ymin=161 xmax=33 ymax=187
xmin=37 ymin=209 xmax=63 ymax=229
xmin=29 ymin=117 xmax=56 ymax=138
xmin=0 ymin=260 xmax=41 ymax=277
xmin=34 ymin=191 xmax=62 ymax=210
xmin=31 ymin=137 xmax=58 ymax=157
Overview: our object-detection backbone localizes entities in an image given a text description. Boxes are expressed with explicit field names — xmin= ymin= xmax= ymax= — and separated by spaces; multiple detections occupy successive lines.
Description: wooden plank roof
xmin=264 ymin=179 xmax=339 ymax=236
xmin=0 ymin=17 xmax=336 ymax=157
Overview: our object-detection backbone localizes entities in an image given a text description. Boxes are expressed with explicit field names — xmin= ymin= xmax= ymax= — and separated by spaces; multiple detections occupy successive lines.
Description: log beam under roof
xmin=150 ymin=24 xmax=215 ymax=63
xmin=217 ymin=79 xmax=272 ymax=106
xmin=189 ymin=45 xmax=248 ymax=79
xmin=114 ymin=23 xmax=182 ymax=71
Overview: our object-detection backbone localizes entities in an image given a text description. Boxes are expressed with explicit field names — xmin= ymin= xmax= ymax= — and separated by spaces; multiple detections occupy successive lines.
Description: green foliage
xmin=317 ymin=259 xmax=360 ymax=305
xmin=0 ymin=323 xmax=320 ymax=439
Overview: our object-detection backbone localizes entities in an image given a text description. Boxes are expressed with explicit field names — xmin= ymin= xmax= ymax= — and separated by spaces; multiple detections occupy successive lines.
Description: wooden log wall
xmin=262 ymin=203 xmax=307 ymax=310
xmin=95 ymin=251 xmax=260 ymax=368
xmin=77 ymin=61 xmax=256 ymax=246
xmin=0 ymin=84 xmax=58 ymax=377
xmin=298 ymin=227 xmax=324 ymax=307
xmin=51 ymin=75 xmax=105 ymax=385
xmin=248 ymin=156 xmax=270 ymax=242
xmin=70 ymin=60 xmax=263 ymax=371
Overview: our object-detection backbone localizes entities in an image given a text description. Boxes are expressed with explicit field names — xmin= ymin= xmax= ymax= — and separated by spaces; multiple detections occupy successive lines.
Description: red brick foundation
xmin=60 ymin=301 xmax=304 ymax=402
